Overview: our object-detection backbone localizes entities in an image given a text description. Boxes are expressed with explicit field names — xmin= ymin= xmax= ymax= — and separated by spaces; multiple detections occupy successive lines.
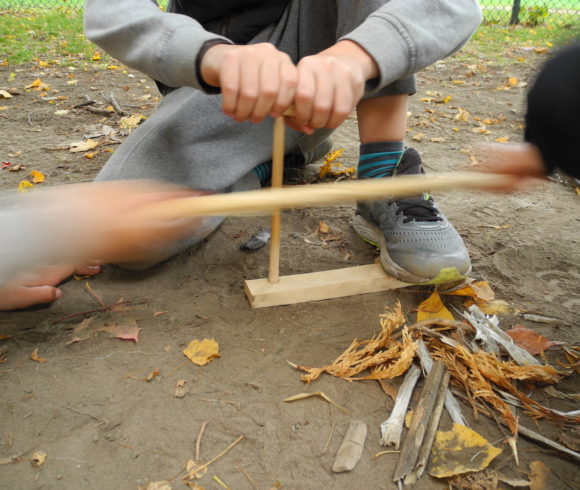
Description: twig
xmin=199 ymin=398 xmax=241 ymax=407
xmin=74 ymin=95 xmax=96 ymax=108
xmin=374 ymin=450 xmax=401 ymax=459
xmin=195 ymin=421 xmax=209 ymax=462
xmin=102 ymin=91 xmax=127 ymax=116
xmin=185 ymin=435 xmax=244 ymax=479
xmin=50 ymin=299 xmax=148 ymax=324
xmin=283 ymin=391 xmax=349 ymax=414
xmin=85 ymin=282 xmax=106 ymax=307
xmin=393 ymin=362 xmax=446 ymax=484
xmin=380 ymin=364 xmax=421 ymax=448
xmin=85 ymin=105 xmax=114 ymax=116
xmin=236 ymin=464 xmax=258 ymax=490
xmin=322 ymin=404 xmax=334 ymax=455
xmin=407 ymin=370 xmax=450 ymax=483
xmin=167 ymin=360 xmax=188 ymax=376
xmin=452 ymin=390 xmax=580 ymax=463
xmin=213 ymin=475 xmax=229 ymax=489
xmin=417 ymin=339 xmax=466 ymax=426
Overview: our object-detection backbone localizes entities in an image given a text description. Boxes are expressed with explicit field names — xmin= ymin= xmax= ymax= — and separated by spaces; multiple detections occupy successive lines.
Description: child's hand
xmin=200 ymin=43 xmax=297 ymax=123
xmin=473 ymin=143 xmax=547 ymax=192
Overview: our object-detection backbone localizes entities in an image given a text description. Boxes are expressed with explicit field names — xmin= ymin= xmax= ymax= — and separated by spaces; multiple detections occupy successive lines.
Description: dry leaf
xmin=146 ymin=369 xmax=160 ymax=382
xmin=404 ymin=410 xmax=413 ymax=429
xmin=53 ymin=109 xmax=69 ymax=116
xmin=412 ymin=132 xmax=425 ymax=142
xmin=174 ymin=379 xmax=190 ymax=398
xmin=377 ymin=379 xmax=398 ymax=401
xmin=0 ymin=90 xmax=13 ymax=99
xmin=30 ymin=451 xmax=46 ymax=467
xmin=495 ymin=137 xmax=510 ymax=143
xmin=318 ymin=222 xmax=330 ymax=234
xmin=529 ymin=461 xmax=551 ymax=490
xmin=100 ymin=321 xmax=141 ymax=342
xmin=186 ymin=458 xmax=208 ymax=480
xmin=283 ymin=391 xmax=349 ymax=414
xmin=506 ymin=325 xmax=562 ymax=355
xmin=477 ymin=299 xmax=510 ymax=315
xmin=30 ymin=348 xmax=48 ymax=363
xmin=119 ymin=114 xmax=146 ymax=130
xmin=17 ymin=181 xmax=33 ymax=192
xmin=0 ymin=334 xmax=11 ymax=340
xmin=445 ymin=281 xmax=495 ymax=302
xmin=454 ymin=108 xmax=470 ymax=122
xmin=429 ymin=424 xmax=502 ymax=478
xmin=30 ymin=170 xmax=44 ymax=183
xmin=84 ymin=151 xmax=100 ymax=159
xmin=141 ymin=482 xmax=173 ymax=490
xmin=70 ymin=139 xmax=99 ymax=153
xmin=183 ymin=338 xmax=220 ymax=366
xmin=417 ymin=292 xmax=454 ymax=322
xmin=508 ymin=77 xmax=518 ymax=86
xmin=429 ymin=137 xmax=446 ymax=143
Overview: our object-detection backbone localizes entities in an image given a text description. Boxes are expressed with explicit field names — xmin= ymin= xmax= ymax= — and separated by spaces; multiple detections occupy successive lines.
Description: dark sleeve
xmin=524 ymin=42 xmax=580 ymax=179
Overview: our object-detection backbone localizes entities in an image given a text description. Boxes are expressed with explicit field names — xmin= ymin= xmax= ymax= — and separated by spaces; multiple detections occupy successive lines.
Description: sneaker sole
xmin=352 ymin=215 xmax=470 ymax=285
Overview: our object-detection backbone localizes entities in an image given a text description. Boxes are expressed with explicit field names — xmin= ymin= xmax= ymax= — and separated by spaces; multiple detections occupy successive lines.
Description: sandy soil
xmin=0 ymin=45 xmax=578 ymax=490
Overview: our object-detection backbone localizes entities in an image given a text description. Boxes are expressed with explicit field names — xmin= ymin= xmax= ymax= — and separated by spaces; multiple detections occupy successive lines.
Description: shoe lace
xmin=394 ymin=196 xmax=442 ymax=223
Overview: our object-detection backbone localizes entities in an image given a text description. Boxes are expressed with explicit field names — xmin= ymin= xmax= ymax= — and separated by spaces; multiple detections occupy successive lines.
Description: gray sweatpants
xmin=96 ymin=0 xmax=415 ymax=265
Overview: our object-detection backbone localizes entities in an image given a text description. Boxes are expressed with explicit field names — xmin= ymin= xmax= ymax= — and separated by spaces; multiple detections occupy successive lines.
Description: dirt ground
xmin=0 ymin=45 xmax=579 ymax=490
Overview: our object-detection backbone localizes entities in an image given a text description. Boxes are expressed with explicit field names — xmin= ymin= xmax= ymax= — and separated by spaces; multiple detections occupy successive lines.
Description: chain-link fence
xmin=0 ymin=0 xmax=578 ymax=25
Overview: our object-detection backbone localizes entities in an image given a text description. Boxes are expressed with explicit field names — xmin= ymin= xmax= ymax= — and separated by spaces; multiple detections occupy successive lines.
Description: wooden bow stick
xmin=138 ymin=171 xmax=514 ymax=221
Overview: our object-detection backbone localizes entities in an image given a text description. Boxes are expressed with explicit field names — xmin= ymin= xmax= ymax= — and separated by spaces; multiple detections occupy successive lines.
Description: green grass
xmin=0 ymin=7 xmax=577 ymax=67
xmin=0 ymin=9 xmax=104 ymax=65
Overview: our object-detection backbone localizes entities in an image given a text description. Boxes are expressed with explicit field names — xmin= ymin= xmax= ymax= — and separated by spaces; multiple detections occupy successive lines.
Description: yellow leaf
xmin=452 ymin=127 xmax=459 ymax=132
xmin=318 ymin=221 xmax=330 ymax=234
xmin=0 ymin=106 xmax=8 ymax=111
xmin=119 ymin=114 xmax=146 ymax=130
xmin=445 ymin=281 xmax=495 ymax=302
xmin=454 ymin=108 xmax=469 ymax=122
xmin=37 ymin=60 xmax=48 ymax=68
xmin=84 ymin=152 xmax=100 ymax=159
xmin=25 ymin=78 xmax=43 ymax=89
xmin=17 ymin=181 xmax=34 ymax=192
xmin=405 ymin=410 xmax=413 ymax=428
xmin=534 ymin=47 xmax=548 ymax=54
xmin=495 ymin=137 xmax=509 ymax=143
xmin=429 ymin=424 xmax=502 ymax=478
xmin=417 ymin=292 xmax=454 ymax=322
xmin=107 ymin=65 xmax=122 ymax=70
xmin=412 ymin=132 xmax=425 ymax=142
xmin=69 ymin=139 xmax=99 ymax=153
xmin=546 ymin=42 xmax=553 ymax=47
xmin=429 ymin=137 xmax=446 ymax=143
xmin=508 ymin=77 xmax=518 ymax=86
xmin=30 ymin=170 xmax=44 ymax=183
xmin=30 ymin=348 xmax=48 ymax=363
xmin=183 ymin=338 xmax=220 ymax=366
xmin=477 ymin=299 xmax=510 ymax=315
xmin=451 ymin=80 xmax=466 ymax=85
xmin=91 ymin=52 xmax=101 ymax=61
xmin=67 ymin=80 xmax=78 ymax=86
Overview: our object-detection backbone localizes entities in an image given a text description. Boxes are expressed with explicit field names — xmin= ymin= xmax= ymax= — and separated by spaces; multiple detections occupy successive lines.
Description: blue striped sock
xmin=357 ymin=141 xmax=404 ymax=179
xmin=253 ymin=161 xmax=272 ymax=185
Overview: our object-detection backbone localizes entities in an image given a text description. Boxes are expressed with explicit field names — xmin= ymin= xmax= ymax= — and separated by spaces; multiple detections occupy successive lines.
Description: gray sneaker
xmin=353 ymin=148 xmax=471 ymax=285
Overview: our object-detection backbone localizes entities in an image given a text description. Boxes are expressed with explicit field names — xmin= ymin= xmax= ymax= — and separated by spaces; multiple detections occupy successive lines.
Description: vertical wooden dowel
xmin=268 ymin=116 xmax=285 ymax=284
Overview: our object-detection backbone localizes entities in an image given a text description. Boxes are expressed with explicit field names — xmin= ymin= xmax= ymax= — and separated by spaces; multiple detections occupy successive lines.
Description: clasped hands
xmin=200 ymin=40 xmax=378 ymax=134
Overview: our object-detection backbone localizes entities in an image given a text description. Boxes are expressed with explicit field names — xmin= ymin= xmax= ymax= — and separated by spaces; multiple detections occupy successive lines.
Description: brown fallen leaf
xmin=529 ymin=461 xmax=552 ymax=490
xmin=30 ymin=348 xmax=48 ymax=363
xmin=506 ymin=325 xmax=563 ymax=356
xmin=377 ymin=379 xmax=398 ymax=401
xmin=0 ymin=334 xmax=11 ymax=340
xmin=99 ymin=320 xmax=141 ymax=342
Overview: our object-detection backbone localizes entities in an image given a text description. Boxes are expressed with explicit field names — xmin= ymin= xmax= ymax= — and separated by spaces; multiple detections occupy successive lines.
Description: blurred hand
xmin=30 ymin=181 xmax=200 ymax=264
xmin=201 ymin=43 xmax=297 ymax=123
xmin=473 ymin=143 xmax=547 ymax=191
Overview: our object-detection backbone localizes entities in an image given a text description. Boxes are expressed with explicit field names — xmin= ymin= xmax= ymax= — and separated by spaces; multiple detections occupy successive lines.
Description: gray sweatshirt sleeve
xmin=83 ymin=0 xmax=232 ymax=91
xmin=341 ymin=0 xmax=482 ymax=94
